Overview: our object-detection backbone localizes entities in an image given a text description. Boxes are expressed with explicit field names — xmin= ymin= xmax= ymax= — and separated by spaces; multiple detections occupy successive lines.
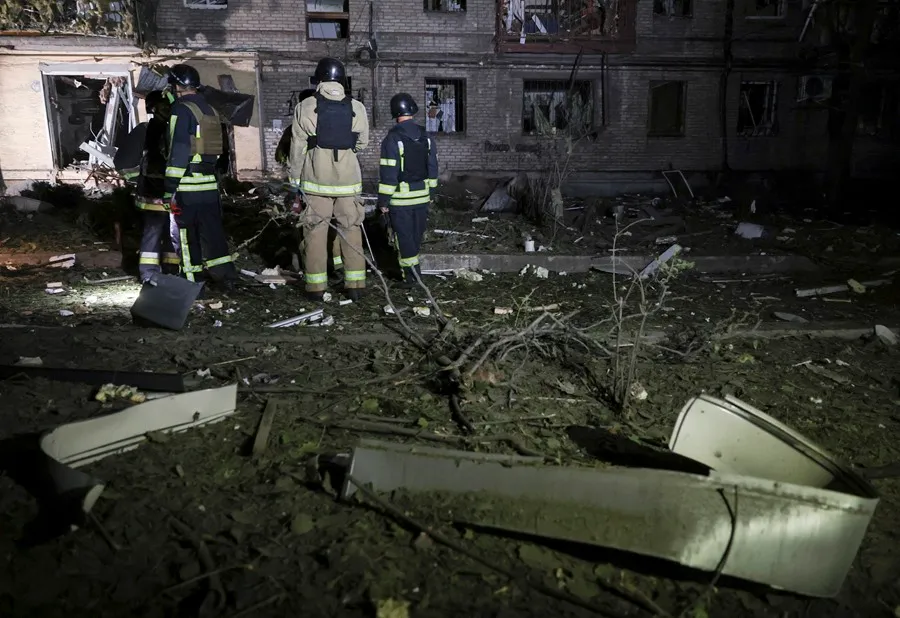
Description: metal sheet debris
xmin=40 ymin=384 xmax=238 ymax=468
xmin=267 ymin=309 xmax=324 ymax=328
xmin=795 ymin=279 xmax=891 ymax=298
xmin=344 ymin=395 xmax=878 ymax=598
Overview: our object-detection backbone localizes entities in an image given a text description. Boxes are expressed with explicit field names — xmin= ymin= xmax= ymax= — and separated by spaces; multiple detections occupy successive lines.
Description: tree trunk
xmin=825 ymin=0 xmax=880 ymax=212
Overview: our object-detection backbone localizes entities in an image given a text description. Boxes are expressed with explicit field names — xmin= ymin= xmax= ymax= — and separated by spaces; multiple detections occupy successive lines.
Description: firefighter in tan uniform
xmin=276 ymin=88 xmax=345 ymax=286
xmin=289 ymin=57 xmax=369 ymax=301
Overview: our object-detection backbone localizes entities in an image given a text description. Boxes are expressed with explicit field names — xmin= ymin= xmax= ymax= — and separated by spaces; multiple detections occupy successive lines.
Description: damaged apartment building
xmin=1 ymin=0 xmax=899 ymax=195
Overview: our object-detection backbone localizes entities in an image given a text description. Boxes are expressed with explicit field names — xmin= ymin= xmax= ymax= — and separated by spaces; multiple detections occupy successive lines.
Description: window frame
xmin=184 ymin=0 xmax=228 ymax=9
xmin=521 ymin=78 xmax=595 ymax=137
xmin=423 ymin=78 xmax=467 ymax=134
xmin=653 ymin=0 xmax=692 ymax=18
xmin=737 ymin=80 xmax=779 ymax=137
xmin=647 ymin=80 xmax=687 ymax=137
xmin=306 ymin=0 xmax=350 ymax=39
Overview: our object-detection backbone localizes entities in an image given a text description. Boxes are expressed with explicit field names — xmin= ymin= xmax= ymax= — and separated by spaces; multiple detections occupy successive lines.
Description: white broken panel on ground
xmin=343 ymin=394 xmax=878 ymax=598
xmin=40 ymin=384 xmax=238 ymax=468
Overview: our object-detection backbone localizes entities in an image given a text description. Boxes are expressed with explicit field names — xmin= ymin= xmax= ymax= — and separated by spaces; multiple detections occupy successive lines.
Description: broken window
xmin=307 ymin=0 xmax=349 ymax=39
xmin=40 ymin=67 xmax=137 ymax=170
xmin=648 ymin=81 xmax=686 ymax=136
xmin=737 ymin=81 xmax=778 ymax=137
xmin=184 ymin=0 xmax=228 ymax=8
xmin=501 ymin=0 xmax=614 ymax=42
xmin=653 ymin=0 xmax=691 ymax=17
xmin=522 ymin=80 xmax=593 ymax=137
xmin=424 ymin=0 xmax=466 ymax=12
xmin=424 ymin=79 xmax=466 ymax=133
xmin=746 ymin=0 xmax=784 ymax=18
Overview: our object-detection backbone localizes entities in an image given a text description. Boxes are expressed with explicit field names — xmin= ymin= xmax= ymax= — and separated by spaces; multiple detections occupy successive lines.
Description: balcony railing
xmin=498 ymin=0 xmax=634 ymax=52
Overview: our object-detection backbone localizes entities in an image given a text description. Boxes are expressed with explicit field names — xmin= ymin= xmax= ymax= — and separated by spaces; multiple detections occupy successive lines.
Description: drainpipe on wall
xmin=255 ymin=56 xmax=267 ymax=174
xmin=719 ymin=0 xmax=735 ymax=172
xmin=369 ymin=0 xmax=379 ymax=128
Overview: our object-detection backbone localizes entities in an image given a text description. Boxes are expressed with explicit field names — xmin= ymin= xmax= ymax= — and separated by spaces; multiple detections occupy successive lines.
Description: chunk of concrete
xmin=5 ymin=196 xmax=54 ymax=213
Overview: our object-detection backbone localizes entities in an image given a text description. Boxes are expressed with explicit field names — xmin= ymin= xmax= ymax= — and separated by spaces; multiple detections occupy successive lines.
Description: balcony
xmin=497 ymin=0 xmax=635 ymax=53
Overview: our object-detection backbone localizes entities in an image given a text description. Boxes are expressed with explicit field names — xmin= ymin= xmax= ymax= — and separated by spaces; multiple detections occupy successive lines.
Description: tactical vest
xmin=397 ymin=127 xmax=430 ymax=184
xmin=309 ymin=93 xmax=358 ymax=158
xmin=180 ymin=101 xmax=225 ymax=157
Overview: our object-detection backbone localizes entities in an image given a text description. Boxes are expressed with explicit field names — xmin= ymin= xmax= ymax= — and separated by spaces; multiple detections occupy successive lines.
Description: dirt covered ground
xmin=2 ymin=184 xmax=900 ymax=618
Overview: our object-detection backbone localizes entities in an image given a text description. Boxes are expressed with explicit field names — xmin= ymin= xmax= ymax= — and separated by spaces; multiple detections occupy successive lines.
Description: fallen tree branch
xmin=347 ymin=475 xmax=645 ymax=618
xmin=169 ymin=517 xmax=227 ymax=611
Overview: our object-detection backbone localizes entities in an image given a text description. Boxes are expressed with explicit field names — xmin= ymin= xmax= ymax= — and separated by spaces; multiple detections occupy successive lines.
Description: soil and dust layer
xmin=2 ymin=183 xmax=900 ymax=617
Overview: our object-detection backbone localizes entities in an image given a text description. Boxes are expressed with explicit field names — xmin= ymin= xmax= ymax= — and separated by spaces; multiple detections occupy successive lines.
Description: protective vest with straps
xmin=308 ymin=93 xmax=358 ymax=160
xmin=396 ymin=129 xmax=430 ymax=185
xmin=180 ymin=101 xmax=225 ymax=159
xmin=165 ymin=98 xmax=224 ymax=196
xmin=378 ymin=123 xmax=433 ymax=207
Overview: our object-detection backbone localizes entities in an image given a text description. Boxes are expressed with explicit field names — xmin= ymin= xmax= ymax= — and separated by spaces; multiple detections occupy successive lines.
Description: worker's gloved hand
xmin=291 ymin=194 xmax=305 ymax=214
xmin=379 ymin=206 xmax=389 ymax=214
xmin=169 ymin=195 xmax=181 ymax=216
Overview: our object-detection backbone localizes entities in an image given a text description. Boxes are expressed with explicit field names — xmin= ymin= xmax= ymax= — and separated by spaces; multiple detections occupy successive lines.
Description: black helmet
xmin=168 ymin=64 xmax=201 ymax=89
xmin=390 ymin=93 xmax=419 ymax=118
xmin=313 ymin=58 xmax=345 ymax=84
xmin=144 ymin=90 xmax=165 ymax=115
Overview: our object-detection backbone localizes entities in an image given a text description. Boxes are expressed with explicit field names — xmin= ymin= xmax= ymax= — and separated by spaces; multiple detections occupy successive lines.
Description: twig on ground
xmin=162 ymin=565 xmax=252 ymax=596
xmin=88 ymin=511 xmax=121 ymax=552
xmin=449 ymin=393 xmax=475 ymax=434
xmin=169 ymin=517 xmax=227 ymax=610
xmin=347 ymin=475 xmax=639 ymax=618
xmin=226 ymin=594 xmax=286 ymax=618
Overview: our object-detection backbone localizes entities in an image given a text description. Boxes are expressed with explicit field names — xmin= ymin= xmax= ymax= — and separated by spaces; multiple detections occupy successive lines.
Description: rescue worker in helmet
xmin=137 ymin=91 xmax=180 ymax=281
xmin=378 ymin=93 xmax=439 ymax=288
xmin=289 ymin=57 xmax=369 ymax=302
xmin=276 ymin=88 xmax=345 ymax=287
xmin=164 ymin=63 xmax=237 ymax=290
xmin=114 ymin=91 xmax=180 ymax=282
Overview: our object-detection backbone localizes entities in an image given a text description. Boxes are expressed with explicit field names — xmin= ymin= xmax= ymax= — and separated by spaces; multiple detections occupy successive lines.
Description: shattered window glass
xmin=184 ymin=0 xmax=228 ymax=7
xmin=424 ymin=79 xmax=466 ymax=133
xmin=522 ymin=80 xmax=593 ymax=137
xmin=424 ymin=0 xmax=466 ymax=12
xmin=737 ymin=81 xmax=779 ymax=137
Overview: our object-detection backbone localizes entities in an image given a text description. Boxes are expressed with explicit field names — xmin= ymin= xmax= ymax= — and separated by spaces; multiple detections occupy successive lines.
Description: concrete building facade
xmin=1 ymin=0 xmax=898 ymax=193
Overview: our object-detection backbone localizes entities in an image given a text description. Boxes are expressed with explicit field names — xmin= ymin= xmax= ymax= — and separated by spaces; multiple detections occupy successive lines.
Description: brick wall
xmin=156 ymin=0 xmax=900 ymax=181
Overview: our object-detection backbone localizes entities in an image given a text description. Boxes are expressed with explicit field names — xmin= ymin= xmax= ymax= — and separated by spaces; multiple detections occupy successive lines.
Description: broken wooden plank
xmin=0 ymin=365 xmax=186 ymax=392
xmin=252 ymin=399 xmax=279 ymax=458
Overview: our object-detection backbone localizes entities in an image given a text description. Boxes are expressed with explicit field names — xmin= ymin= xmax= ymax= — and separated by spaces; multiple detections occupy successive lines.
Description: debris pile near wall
xmin=0 ymin=0 xmax=141 ymax=40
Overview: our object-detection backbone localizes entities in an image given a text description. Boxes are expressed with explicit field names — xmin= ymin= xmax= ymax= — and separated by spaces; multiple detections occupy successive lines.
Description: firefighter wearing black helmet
xmin=276 ymin=87 xmax=345 ymax=286
xmin=289 ymin=57 xmax=370 ymax=302
xmin=164 ymin=63 xmax=237 ymax=291
xmin=378 ymin=93 xmax=439 ymax=287
xmin=113 ymin=91 xmax=180 ymax=282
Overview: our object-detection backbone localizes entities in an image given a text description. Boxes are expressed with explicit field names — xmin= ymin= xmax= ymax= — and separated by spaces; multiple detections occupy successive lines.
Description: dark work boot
xmin=328 ymin=267 xmax=345 ymax=287
xmin=345 ymin=288 xmax=364 ymax=302
xmin=305 ymin=290 xmax=325 ymax=302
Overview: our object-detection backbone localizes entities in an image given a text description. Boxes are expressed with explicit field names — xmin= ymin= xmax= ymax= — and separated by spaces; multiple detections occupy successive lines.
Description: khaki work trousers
xmin=301 ymin=195 xmax=365 ymax=292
